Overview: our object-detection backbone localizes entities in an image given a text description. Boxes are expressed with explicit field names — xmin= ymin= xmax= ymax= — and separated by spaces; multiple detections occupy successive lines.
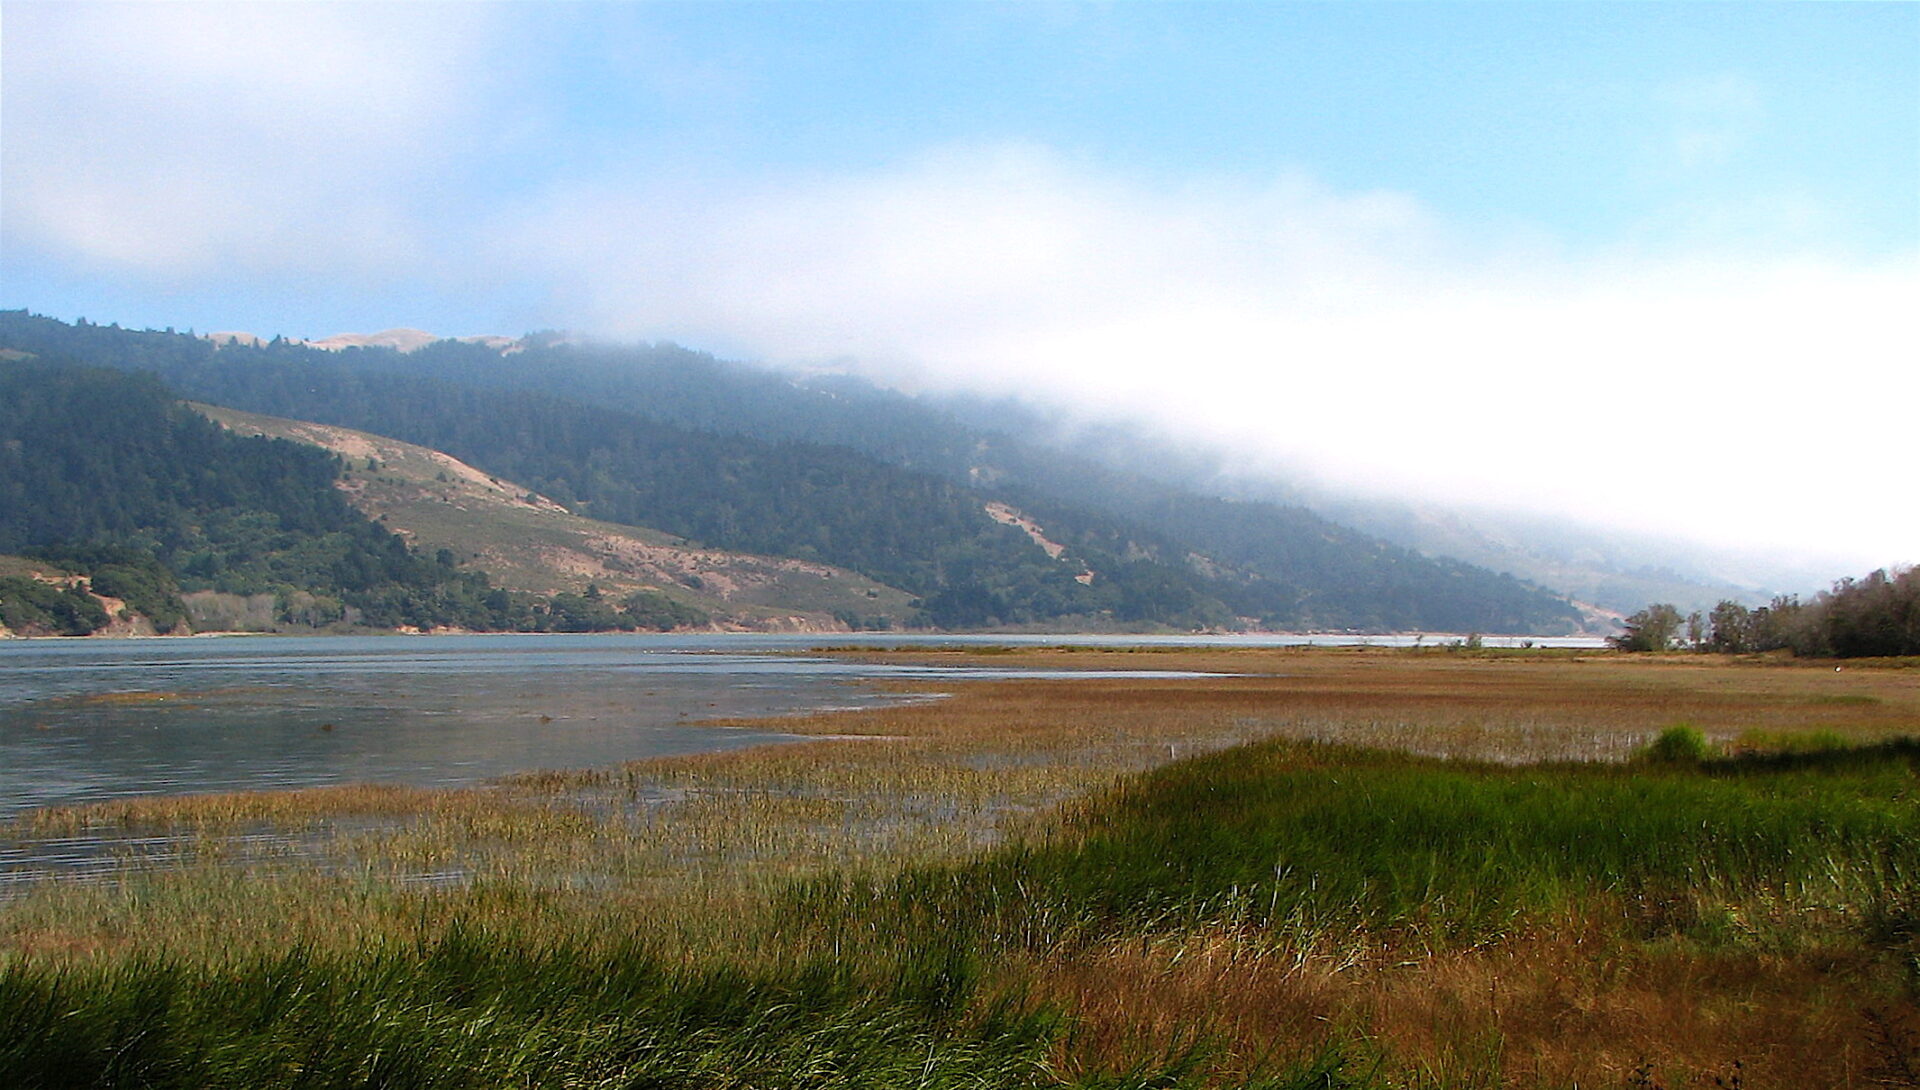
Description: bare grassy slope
xmin=194 ymin=404 xmax=916 ymax=630
xmin=0 ymin=555 xmax=62 ymax=580
xmin=0 ymin=554 xmax=159 ymax=638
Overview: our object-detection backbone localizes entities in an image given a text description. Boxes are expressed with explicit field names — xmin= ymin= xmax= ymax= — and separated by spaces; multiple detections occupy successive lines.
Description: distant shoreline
xmin=0 ymin=628 xmax=1615 ymax=649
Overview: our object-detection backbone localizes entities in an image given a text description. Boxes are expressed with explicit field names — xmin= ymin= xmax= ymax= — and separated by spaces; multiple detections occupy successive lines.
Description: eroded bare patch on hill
xmin=195 ymin=404 xmax=916 ymax=631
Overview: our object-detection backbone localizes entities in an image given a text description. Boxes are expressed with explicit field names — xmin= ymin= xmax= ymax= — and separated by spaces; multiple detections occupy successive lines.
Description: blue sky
xmin=532 ymin=3 xmax=1914 ymax=250
xmin=4 ymin=2 xmax=1916 ymax=568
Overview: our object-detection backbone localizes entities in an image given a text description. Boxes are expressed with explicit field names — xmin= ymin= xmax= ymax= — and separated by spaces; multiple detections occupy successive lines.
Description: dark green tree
xmin=1706 ymin=600 xmax=1753 ymax=653
xmin=1610 ymin=603 xmax=1684 ymax=652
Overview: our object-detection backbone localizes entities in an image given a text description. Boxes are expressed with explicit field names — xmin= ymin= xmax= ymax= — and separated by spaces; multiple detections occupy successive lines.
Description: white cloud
xmin=5 ymin=5 xmax=1910 ymax=569
xmin=2 ymin=1 xmax=504 ymax=275
xmin=502 ymin=145 xmax=1917 ymax=567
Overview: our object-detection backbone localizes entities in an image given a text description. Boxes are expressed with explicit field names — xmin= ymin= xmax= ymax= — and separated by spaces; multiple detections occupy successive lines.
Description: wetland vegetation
xmin=3 ymin=647 xmax=1918 ymax=1088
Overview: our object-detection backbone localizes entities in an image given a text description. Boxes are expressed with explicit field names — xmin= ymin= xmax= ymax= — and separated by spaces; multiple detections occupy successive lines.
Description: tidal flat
xmin=2 ymin=646 xmax=1917 ymax=1088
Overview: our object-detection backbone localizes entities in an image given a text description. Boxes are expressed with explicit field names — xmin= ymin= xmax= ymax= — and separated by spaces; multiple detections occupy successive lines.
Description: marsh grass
xmin=789 ymin=735 xmax=1918 ymax=1086
xmin=4 ymin=648 xmax=1918 ymax=1086
xmin=0 ymin=923 xmax=1071 ymax=1089
xmin=1636 ymin=723 xmax=1713 ymax=764
xmin=805 ymin=737 xmax=1919 ymax=949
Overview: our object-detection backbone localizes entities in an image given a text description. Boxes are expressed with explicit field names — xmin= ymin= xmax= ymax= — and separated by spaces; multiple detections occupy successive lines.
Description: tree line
xmin=1611 ymin=566 xmax=1919 ymax=657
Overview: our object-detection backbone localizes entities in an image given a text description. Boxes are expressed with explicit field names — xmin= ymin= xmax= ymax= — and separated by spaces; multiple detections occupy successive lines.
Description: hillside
xmin=0 ymin=360 xmax=500 ymax=634
xmin=0 ymin=361 xmax=718 ymax=636
xmin=196 ymin=405 xmax=915 ymax=631
xmin=0 ymin=311 xmax=1588 ymax=633
xmin=0 ymin=315 xmax=1239 ymax=631
xmin=922 ymin=396 xmax=1839 ymax=618
xmin=288 ymin=327 xmax=1591 ymax=632
xmin=0 ymin=554 xmax=150 ymax=638
xmin=376 ymin=332 xmax=1768 ymax=623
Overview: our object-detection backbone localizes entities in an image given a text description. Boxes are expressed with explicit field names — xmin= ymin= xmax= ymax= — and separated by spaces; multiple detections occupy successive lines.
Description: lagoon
xmin=0 ymin=632 xmax=1172 ymax=818
xmin=0 ymin=630 xmax=1606 ymax=819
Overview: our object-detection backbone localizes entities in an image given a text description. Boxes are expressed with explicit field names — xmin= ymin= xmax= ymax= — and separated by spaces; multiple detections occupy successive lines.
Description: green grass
xmin=1636 ymin=723 xmax=1712 ymax=764
xmin=0 ymin=925 xmax=1062 ymax=1089
xmin=799 ymin=737 xmax=1920 ymax=954
xmin=0 ymin=913 xmax=1384 ymax=1089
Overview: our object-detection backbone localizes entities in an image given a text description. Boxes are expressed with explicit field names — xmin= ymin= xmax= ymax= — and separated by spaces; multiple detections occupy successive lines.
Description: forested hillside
xmin=0 ymin=361 xmax=695 ymax=634
xmin=373 ymin=330 xmax=1585 ymax=632
xmin=0 ymin=312 xmax=1585 ymax=632
xmin=378 ymin=328 xmax=1589 ymax=629
xmin=195 ymin=403 xmax=921 ymax=632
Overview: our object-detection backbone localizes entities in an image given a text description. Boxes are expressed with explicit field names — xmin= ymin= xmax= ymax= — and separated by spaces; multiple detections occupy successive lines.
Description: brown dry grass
xmin=1025 ymin=919 xmax=1908 ymax=1088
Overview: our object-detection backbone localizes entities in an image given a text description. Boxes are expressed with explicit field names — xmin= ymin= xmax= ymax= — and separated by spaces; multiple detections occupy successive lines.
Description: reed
xmin=784 ymin=734 xmax=1918 ymax=1086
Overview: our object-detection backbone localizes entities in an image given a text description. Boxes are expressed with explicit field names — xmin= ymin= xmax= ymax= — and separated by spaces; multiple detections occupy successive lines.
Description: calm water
xmin=0 ymin=631 xmax=1606 ymax=884
xmin=0 ymin=630 xmax=1604 ymax=818
xmin=0 ymin=632 xmax=1235 ymax=818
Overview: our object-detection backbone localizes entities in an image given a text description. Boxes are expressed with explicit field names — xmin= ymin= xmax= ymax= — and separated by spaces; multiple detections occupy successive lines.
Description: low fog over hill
xmin=177 ymin=317 xmax=1896 ymax=617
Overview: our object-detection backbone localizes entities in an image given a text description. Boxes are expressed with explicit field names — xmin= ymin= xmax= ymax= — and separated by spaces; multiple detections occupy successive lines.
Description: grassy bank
xmin=3 ymin=648 xmax=1918 ymax=1087
xmin=797 ymin=735 xmax=1919 ymax=1085
xmin=824 ymin=737 xmax=1920 ymax=950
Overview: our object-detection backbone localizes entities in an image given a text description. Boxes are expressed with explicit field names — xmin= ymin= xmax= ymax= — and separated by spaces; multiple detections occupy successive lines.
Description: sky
xmin=4 ymin=1 xmax=1916 ymax=573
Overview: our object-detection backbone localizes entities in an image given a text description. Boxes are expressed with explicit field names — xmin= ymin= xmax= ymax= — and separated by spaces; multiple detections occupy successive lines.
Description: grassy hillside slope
xmin=197 ymin=405 xmax=917 ymax=631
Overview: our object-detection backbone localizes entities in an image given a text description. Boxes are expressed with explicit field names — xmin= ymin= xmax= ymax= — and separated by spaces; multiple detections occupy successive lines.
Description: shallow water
xmin=0 ymin=632 xmax=1275 ymax=817
xmin=0 ymin=631 xmax=1605 ymax=885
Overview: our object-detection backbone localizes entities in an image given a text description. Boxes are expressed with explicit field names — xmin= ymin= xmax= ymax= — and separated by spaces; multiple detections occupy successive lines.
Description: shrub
xmin=1639 ymin=724 xmax=1712 ymax=765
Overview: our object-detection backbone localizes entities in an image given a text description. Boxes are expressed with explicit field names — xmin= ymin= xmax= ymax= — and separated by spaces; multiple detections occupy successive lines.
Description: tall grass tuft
xmin=0 ymin=923 xmax=1071 ymax=1089
xmin=1638 ymin=724 xmax=1713 ymax=765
